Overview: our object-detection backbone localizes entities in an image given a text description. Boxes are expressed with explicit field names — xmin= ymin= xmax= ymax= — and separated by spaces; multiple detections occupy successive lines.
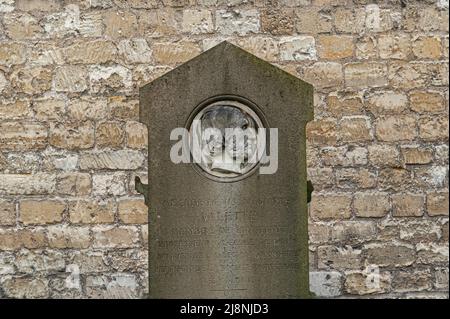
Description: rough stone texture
xmin=310 ymin=194 xmax=352 ymax=220
xmin=118 ymin=199 xmax=148 ymax=224
xmin=309 ymin=271 xmax=342 ymax=297
xmin=353 ymin=192 xmax=390 ymax=218
xmin=0 ymin=0 xmax=447 ymax=299
xmin=19 ymin=200 xmax=65 ymax=225
xmin=0 ymin=200 xmax=15 ymax=226
xmin=69 ymin=199 xmax=115 ymax=224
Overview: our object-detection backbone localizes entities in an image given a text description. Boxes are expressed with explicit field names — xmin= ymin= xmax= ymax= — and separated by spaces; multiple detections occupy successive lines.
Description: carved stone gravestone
xmin=137 ymin=41 xmax=314 ymax=298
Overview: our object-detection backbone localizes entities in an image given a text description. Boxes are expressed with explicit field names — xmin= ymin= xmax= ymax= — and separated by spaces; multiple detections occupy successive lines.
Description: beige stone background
xmin=0 ymin=0 xmax=448 ymax=299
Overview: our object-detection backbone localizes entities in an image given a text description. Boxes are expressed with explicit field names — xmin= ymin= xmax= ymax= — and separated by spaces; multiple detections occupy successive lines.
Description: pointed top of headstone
xmin=139 ymin=40 xmax=313 ymax=124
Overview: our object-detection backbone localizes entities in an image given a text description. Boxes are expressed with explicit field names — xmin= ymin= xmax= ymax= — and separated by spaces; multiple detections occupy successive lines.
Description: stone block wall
xmin=0 ymin=0 xmax=448 ymax=298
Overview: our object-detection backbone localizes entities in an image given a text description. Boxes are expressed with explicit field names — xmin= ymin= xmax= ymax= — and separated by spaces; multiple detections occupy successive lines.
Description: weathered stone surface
xmin=309 ymin=271 xmax=342 ymax=297
xmin=416 ymin=243 xmax=449 ymax=264
xmin=375 ymin=115 xmax=417 ymax=142
xmin=0 ymin=0 xmax=14 ymax=12
xmin=378 ymin=34 xmax=411 ymax=60
xmin=47 ymin=225 xmax=91 ymax=249
xmin=307 ymin=167 xmax=334 ymax=190
xmin=67 ymin=97 xmax=108 ymax=121
xmin=19 ymin=229 xmax=48 ymax=249
xmin=10 ymin=66 xmax=52 ymax=94
xmin=182 ymin=9 xmax=214 ymax=34
xmin=1 ymin=277 xmax=49 ymax=298
xmin=152 ymin=41 xmax=201 ymax=65
xmin=318 ymin=246 xmax=362 ymax=270
xmin=49 ymin=121 xmax=95 ymax=150
xmin=92 ymin=172 xmax=128 ymax=196
xmin=320 ymin=146 xmax=367 ymax=167
xmin=365 ymin=4 xmax=398 ymax=33
xmin=42 ymin=151 xmax=78 ymax=172
xmin=0 ymin=228 xmax=48 ymax=250
xmin=118 ymin=198 xmax=148 ymax=224
xmin=56 ymin=172 xmax=91 ymax=196
xmin=72 ymin=251 xmax=108 ymax=273
xmin=368 ymin=144 xmax=401 ymax=167
xmin=108 ymin=96 xmax=139 ymax=120
xmin=106 ymin=249 xmax=147 ymax=272
xmin=309 ymin=223 xmax=331 ymax=244
xmin=389 ymin=61 xmax=448 ymax=89
xmin=345 ymin=62 xmax=388 ymax=88
xmin=326 ymin=92 xmax=363 ymax=116
xmin=279 ymin=36 xmax=317 ymax=61
xmin=33 ymin=99 xmax=65 ymax=121
xmin=410 ymin=90 xmax=445 ymax=113
xmin=427 ymin=191 xmax=449 ymax=216
xmin=310 ymin=194 xmax=352 ymax=220
xmin=365 ymin=243 xmax=416 ymax=267
xmin=69 ymin=199 xmax=115 ymax=224
xmin=435 ymin=268 xmax=449 ymax=290
xmin=19 ymin=200 xmax=65 ymax=225
xmin=118 ymin=39 xmax=152 ymax=64
xmin=306 ymin=119 xmax=337 ymax=145
xmin=215 ymin=9 xmax=260 ymax=36
xmin=15 ymin=0 xmax=61 ymax=11
xmin=0 ymin=174 xmax=56 ymax=195
xmin=412 ymin=36 xmax=442 ymax=59
xmin=2 ymin=152 xmax=41 ymax=174
xmin=0 ymin=42 xmax=27 ymax=66
xmin=0 ymin=199 xmax=15 ymax=226
xmin=89 ymin=65 xmax=132 ymax=93
xmin=401 ymin=146 xmax=433 ymax=165
xmin=414 ymin=166 xmax=448 ymax=189
xmin=302 ymin=62 xmax=344 ymax=89
xmin=0 ymin=252 xmax=15 ymax=274
xmin=336 ymin=168 xmax=377 ymax=189
xmin=0 ymin=71 xmax=7 ymax=93
xmin=230 ymin=37 xmax=279 ymax=62
xmin=391 ymin=193 xmax=425 ymax=217
xmin=15 ymin=250 xmax=65 ymax=274
xmin=85 ymin=273 xmax=138 ymax=298
xmin=344 ymin=271 xmax=391 ymax=295
xmin=354 ymin=192 xmax=390 ymax=218
xmin=28 ymin=42 xmax=64 ymax=66
xmin=137 ymin=9 xmax=178 ymax=37
xmin=3 ymin=13 xmax=43 ymax=40
xmin=96 ymin=121 xmax=124 ymax=149
xmin=92 ymin=226 xmax=139 ymax=248
xmin=141 ymin=225 xmax=148 ymax=247
xmin=65 ymin=40 xmax=117 ymax=64
xmin=295 ymin=7 xmax=332 ymax=33
xmin=333 ymin=7 xmax=365 ymax=34
xmin=104 ymin=10 xmax=137 ymax=38
xmin=331 ymin=221 xmax=377 ymax=244
xmin=338 ymin=116 xmax=372 ymax=142
xmin=367 ymin=91 xmax=408 ymax=115
xmin=317 ymin=35 xmax=354 ymax=60
xmin=0 ymin=100 xmax=31 ymax=120
xmin=54 ymin=66 xmax=88 ymax=93
xmin=260 ymin=8 xmax=294 ymax=35
xmin=355 ymin=35 xmax=377 ymax=60
xmin=395 ymin=219 xmax=442 ymax=243
xmin=79 ymin=150 xmax=144 ymax=170
xmin=125 ymin=121 xmax=147 ymax=149
xmin=418 ymin=117 xmax=449 ymax=141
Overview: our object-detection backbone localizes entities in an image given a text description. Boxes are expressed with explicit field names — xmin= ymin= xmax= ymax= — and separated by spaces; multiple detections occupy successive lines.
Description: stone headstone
xmin=137 ymin=41 xmax=314 ymax=298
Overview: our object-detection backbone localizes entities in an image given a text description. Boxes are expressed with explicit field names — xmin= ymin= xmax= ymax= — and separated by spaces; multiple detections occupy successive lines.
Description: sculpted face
xmin=190 ymin=100 xmax=263 ymax=179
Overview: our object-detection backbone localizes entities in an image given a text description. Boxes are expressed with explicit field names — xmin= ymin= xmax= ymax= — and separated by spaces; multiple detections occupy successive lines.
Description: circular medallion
xmin=187 ymin=96 xmax=267 ymax=182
